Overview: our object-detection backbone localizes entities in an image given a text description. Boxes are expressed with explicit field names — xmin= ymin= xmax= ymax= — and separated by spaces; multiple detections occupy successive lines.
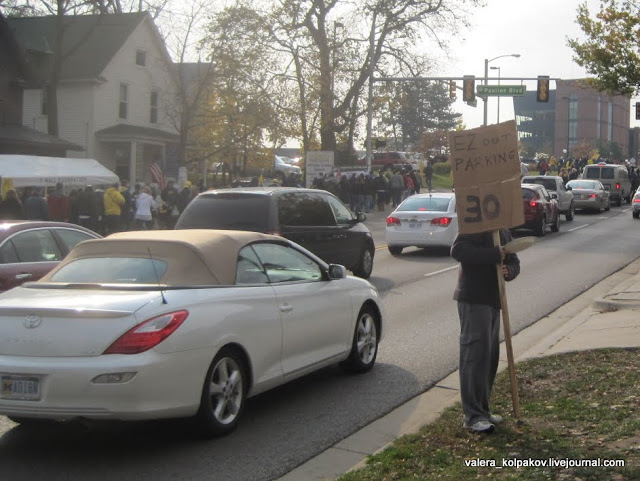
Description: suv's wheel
xmin=551 ymin=212 xmax=560 ymax=232
xmin=633 ymin=211 xmax=639 ymax=219
xmin=353 ymin=245 xmax=374 ymax=279
xmin=536 ymin=215 xmax=546 ymax=237
xmin=616 ymin=196 xmax=622 ymax=207
xmin=193 ymin=347 xmax=248 ymax=438
xmin=605 ymin=198 xmax=611 ymax=211
xmin=388 ymin=245 xmax=403 ymax=256
xmin=565 ymin=202 xmax=574 ymax=221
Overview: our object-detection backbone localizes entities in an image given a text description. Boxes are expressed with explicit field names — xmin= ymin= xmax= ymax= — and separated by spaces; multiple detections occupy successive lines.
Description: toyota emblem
xmin=23 ymin=313 xmax=42 ymax=329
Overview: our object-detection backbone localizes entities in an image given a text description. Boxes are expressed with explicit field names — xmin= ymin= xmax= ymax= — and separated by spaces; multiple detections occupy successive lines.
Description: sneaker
xmin=489 ymin=414 xmax=503 ymax=424
xmin=467 ymin=420 xmax=495 ymax=433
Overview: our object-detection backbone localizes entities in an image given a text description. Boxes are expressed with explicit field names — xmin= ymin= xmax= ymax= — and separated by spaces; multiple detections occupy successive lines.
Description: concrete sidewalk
xmin=278 ymin=258 xmax=640 ymax=481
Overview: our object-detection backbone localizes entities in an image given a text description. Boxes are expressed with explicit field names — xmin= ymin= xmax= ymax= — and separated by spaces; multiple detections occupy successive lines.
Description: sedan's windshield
xmin=49 ymin=258 xmax=168 ymax=284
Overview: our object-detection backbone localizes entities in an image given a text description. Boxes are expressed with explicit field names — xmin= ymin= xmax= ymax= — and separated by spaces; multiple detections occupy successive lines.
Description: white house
xmin=9 ymin=12 xmax=179 ymax=186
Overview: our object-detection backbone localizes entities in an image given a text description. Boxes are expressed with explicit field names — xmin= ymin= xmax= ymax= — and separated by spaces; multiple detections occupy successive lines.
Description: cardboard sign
xmin=448 ymin=121 xmax=524 ymax=234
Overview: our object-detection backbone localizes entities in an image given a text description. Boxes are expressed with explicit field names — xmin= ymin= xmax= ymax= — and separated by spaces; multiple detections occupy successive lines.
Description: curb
xmin=591 ymin=298 xmax=640 ymax=312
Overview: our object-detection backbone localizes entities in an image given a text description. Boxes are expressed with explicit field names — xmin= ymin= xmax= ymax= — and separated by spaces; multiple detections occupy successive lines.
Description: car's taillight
xmin=589 ymin=194 xmax=597 ymax=198
xmin=616 ymin=183 xmax=621 ymax=190
xmin=104 ymin=310 xmax=189 ymax=354
xmin=386 ymin=216 xmax=401 ymax=226
xmin=634 ymin=198 xmax=640 ymax=203
xmin=529 ymin=200 xmax=539 ymax=208
xmin=430 ymin=217 xmax=452 ymax=227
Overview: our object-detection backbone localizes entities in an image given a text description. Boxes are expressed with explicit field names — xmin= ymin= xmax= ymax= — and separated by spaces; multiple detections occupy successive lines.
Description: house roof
xmin=0 ymin=123 xmax=83 ymax=151
xmin=0 ymin=12 xmax=35 ymax=84
xmin=95 ymin=123 xmax=179 ymax=142
xmin=7 ymin=12 xmax=147 ymax=81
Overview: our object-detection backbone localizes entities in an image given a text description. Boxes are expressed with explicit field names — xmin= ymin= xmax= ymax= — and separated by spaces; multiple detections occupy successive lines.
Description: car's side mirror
xmin=327 ymin=264 xmax=347 ymax=280
xmin=551 ymin=193 xmax=558 ymax=199
xmin=356 ymin=212 xmax=367 ymax=223
xmin=566 ymin=185 xmax=572 ymax=190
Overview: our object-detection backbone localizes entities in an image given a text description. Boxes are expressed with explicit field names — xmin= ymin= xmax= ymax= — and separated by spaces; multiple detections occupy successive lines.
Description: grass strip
xmin=339 ymin=348 xmax=640 ymax=481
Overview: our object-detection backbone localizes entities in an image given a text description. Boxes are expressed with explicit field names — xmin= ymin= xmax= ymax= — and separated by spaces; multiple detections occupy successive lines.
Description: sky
xmin=438 ymin=0 xmax=639 ymax=129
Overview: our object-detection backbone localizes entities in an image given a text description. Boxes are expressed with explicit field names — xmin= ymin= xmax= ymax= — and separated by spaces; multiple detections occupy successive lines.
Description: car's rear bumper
xmin=385 ymin=227 xmax=456 ymax=248
xmin=0 ymin=347 xmax=213 ymax=421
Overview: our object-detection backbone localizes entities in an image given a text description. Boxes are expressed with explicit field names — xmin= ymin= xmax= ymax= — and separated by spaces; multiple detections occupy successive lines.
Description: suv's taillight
xmin=386 ymin=216 xmax=401 ymax=226
xmin=616 ymin=183 xmax=621 ymax=190
xmin=104 ymin=310 xmax=189 ymax=354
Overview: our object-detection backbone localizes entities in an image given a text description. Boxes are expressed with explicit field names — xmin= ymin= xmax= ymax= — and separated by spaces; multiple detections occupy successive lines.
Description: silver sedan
xmin=566 ymin=179 xmax=610 ymax=212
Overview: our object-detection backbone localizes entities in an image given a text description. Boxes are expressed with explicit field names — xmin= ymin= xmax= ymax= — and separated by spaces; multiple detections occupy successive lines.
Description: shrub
xmin=433 ymin=162 xmax=451 ymax=176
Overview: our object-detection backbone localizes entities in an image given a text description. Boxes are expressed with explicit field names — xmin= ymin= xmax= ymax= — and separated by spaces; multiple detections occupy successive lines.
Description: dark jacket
xmin=0 ymin=198 xmax=24 ymax=220
xmin=450 ymin=230 xmax=520 ymax=309
xmin=24 ymin=194 xmax=49 ymax=221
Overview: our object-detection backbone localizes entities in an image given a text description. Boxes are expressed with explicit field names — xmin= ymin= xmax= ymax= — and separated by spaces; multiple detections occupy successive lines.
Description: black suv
xmin=175 ymin=187 xmax=375 ymax=278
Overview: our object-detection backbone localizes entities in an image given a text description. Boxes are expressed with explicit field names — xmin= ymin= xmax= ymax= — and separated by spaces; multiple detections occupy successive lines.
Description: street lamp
xmin=490 ymin=66 xmax=501 ymax=123
xmin=562 ymin=96 xmax=572 ymax=159
xmin=483 ymin=53 xmax=520 ymax=126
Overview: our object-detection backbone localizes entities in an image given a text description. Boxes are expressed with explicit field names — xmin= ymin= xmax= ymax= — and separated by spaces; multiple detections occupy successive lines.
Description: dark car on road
xmin=175 ymin=187 xmax=375 ymax=278
xmin=0 ymin=221 xmax=101 ymax=292
xmin=512 ymin=184 xmax=560 ymax=237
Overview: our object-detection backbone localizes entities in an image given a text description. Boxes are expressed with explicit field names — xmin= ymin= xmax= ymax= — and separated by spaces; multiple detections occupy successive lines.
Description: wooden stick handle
xmin=493 ymin=230 xmax=521 ymax=420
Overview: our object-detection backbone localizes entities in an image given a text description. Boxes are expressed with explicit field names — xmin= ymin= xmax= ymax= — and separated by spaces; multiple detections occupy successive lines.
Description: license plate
xmin=1 ymin=374 xmax=41 ymax=401
xmin=409 ymin=222 xmax=422 ymax=229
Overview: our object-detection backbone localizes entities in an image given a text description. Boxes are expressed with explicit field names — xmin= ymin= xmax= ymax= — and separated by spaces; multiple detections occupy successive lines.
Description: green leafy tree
xmin=568 ymin=0 xmax=640 ymax=95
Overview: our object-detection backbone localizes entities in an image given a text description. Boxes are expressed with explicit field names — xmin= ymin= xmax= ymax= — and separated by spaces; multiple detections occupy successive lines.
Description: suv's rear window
xmin=524 ymin=178 xmax=556 ymax=191
xmin=585 ymin=166 xmax=614 ymax=180
xmin=521 ymin=188 xmax=537 ymax=200
xmin=175 ymin=194 xmax=270 ymax=231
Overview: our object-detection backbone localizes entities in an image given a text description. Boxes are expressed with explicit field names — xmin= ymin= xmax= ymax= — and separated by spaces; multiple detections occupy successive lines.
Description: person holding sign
xmin=451 ymin=230 xmax=520 ymax=433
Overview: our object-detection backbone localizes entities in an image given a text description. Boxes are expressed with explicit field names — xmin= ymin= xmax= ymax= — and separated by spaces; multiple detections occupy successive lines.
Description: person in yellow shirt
xmin=103 ymin=182 xmax=125 ymax=235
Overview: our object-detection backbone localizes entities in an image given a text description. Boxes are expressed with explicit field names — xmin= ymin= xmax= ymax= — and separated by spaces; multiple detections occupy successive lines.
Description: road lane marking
xmin=568 ymin=224 xmax=590 ymax=232
xmin=424 ymin=265 xmax=459 ymax=278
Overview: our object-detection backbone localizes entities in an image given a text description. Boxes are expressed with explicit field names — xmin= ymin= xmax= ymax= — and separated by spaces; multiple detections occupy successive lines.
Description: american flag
xmin=149 ymin=162 xmax=167 ymax=189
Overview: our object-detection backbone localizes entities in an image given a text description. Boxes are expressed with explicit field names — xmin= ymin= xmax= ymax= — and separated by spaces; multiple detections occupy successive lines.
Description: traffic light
xmin=449 ymin=80 xmax=456 ymax=99
xmin=636 ymin=102 xmax=640 ymax=120
xmin=462 ymin=76 xmax=475 ymax=102
xmin=537 ymin=75 xmax=550 ymax=102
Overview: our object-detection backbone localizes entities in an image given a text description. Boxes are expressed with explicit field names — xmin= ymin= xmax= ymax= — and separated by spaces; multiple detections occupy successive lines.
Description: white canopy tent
xmin=0 ymin=155 xmax=119 ymax=188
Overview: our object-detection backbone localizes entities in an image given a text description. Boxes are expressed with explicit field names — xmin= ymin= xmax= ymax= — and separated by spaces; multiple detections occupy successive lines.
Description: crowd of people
xmin=0 ymin=178 xmax=208 ymax=234
xmin=534 ymin=156 xmax=640 ymax=192
xmin=311 ymin=166 xmax=431 ymax=213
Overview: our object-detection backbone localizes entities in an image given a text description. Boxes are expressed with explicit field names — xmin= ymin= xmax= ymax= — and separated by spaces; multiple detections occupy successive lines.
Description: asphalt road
xmin=1 ymin=203 xmax=639 ymax=481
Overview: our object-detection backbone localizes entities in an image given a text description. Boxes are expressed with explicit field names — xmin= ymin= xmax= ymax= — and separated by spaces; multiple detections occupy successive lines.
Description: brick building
xmin=514 ymin=79 xmax=631 ymax=160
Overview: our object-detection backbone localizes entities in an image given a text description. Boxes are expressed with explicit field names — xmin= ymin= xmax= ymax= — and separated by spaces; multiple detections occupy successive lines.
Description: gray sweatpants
xmin=457 ymin=301 xmax=500 ymax=426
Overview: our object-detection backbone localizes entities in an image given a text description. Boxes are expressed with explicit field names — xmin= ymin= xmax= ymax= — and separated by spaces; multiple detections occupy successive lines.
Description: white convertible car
xmin=0 ymin=230 xmax=383 ymax=437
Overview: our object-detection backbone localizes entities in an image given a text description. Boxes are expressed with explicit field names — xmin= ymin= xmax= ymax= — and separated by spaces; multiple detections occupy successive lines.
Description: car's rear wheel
xmin=551 ymin=212 xmax=560 ymax=232
xmin=388 ymin=245 xmax=403 ymax=256
xmin=341 ymin=306 xmax=379 ymax=373
xmin=616 ymin=196 xmax=622 ymax=207
xmin=633 ymin=211 xmax=639 ymax=219
xmin=605 ymin=199 xmax=611 ymax=211
xmin=353 ymin=245 xmax=374 ymax=279
xmin=193 ymin=347 xmax=248 ymax=438
xmin=597 ymin=199 xmax=603 ymax=213
xmin=565 ymin=202 xmax=574 ymax=221
xmin=535 ymin=214 xmax=546 ymax=237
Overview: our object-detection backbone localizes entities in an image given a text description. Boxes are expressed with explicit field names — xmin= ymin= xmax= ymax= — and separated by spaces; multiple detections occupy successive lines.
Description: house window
xmin=150 ymin=91 xmax=158 ymax=124
xmin=119 ymin=83 xmax=128 ymax=119
xmin=41 ymin=88 xmax=48 ymax=115
xmin=136 ymin=50 xmax=146 ymax=66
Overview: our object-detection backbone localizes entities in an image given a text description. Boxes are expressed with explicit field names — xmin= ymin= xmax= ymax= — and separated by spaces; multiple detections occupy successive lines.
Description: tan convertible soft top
xmin=41 ymin=229 xmax=284 ymax=286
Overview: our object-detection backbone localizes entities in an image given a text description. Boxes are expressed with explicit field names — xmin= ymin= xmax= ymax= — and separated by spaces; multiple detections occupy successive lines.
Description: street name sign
xmin=477 ymin=85 xmax=526 ymax=96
